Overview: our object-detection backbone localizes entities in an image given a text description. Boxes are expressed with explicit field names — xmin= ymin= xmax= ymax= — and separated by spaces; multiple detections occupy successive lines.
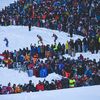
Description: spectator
xmin=6 ymin=83 xmax=13 ymax=94
xmin=40 ymin=66 xmax=48 ymax=78
xmin=27 ymin=80 xmax=35 ymax=92
xmin=15 ymin=84 xmax=22 ymax=93
xmin=28 ymin=22 xmax=31 ymax=31
xmin=69 ymin=77 xmax=76 ymax=88
xmin=36 ymin=81 xmax=44 ymax=91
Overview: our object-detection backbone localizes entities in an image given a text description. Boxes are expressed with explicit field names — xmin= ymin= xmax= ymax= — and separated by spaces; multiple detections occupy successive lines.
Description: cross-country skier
xmin=4 ymin=38 xmax=9 ymax=47
xmin=52 ymin=33 xmax=58 ymax=43
xmin=37 ymin=35 xmax=43 ymax=45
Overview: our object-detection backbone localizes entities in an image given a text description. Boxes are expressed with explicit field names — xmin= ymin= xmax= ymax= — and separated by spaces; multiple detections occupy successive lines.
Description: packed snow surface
xmin=0 ymin=26 xmax=83 ymax=53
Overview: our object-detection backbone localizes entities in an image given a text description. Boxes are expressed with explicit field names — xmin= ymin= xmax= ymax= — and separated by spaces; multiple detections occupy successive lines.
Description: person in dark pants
xmin=37 ymin=35 xmax=43 ymax=45
xmin=52 ymin=33 xmax=58 ymax=43
xmin=4 ymin=38 xmax=9 ymax=47
xmin=69 ymin=24 xmax=74 ymax=37
xmin=28 ymin=23 xmax=31 ymax=31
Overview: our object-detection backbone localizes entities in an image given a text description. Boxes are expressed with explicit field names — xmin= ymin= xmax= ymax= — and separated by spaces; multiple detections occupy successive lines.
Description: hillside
xmin=0 ymin=26 xmax=83 ymax=53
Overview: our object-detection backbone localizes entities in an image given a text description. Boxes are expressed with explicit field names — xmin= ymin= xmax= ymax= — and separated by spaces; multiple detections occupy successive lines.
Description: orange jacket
xmin=15 ymin=86 xmax=22 ymax=93
xmin=25 ymin=54 xmax=30 ymax=61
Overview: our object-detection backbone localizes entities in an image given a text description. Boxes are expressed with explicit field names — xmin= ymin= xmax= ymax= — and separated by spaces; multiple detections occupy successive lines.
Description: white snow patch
xmin=63 ymin=52 xmax=100 ymax=62
xmin=0 ymin=67 xmax=62 ymax=86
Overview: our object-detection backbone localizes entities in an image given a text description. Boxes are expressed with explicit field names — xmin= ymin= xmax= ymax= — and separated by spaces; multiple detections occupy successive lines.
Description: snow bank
xmin=0 ymin=67 xmax=62 ymax=86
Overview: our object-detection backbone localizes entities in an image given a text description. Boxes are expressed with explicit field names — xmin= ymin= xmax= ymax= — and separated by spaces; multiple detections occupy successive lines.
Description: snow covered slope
xmin=0 ymin=26 xmax=100 ymax=61
xmin=0 ymin=0 xmax=17 ymax=10
xmin=0 ymin=85 xmax=100 ymax=100
xmin=0 ymin=26 xmax=83 ymax=53
xmin=0 ymin=67 xmax=62 ymax=86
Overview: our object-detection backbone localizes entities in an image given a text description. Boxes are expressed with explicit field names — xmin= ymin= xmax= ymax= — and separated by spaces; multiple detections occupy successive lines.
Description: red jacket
xmin=28 ymin=63 xmax=34 ymax=69
xmin=56 ymin=80 xmax=62 ymax=89
xmin=36 ymin=83 xmax=44 ymax=91
xmin=6 ymin=86 xmax=13 ymax=94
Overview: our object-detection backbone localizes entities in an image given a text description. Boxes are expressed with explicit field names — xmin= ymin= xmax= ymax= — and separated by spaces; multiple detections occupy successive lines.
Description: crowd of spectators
xmin=0 ymin=65 xmax=100 ymax=95
xmin=0 ymin=36 xmax=100 ymax=76
xmin=0 ymin=37 xmax=100 ymax=90
xmin=0 ymin=0 xmax=100 ymax=95
xmin=0 ymin=36 xmax=100 ymax=71
xmin=0 ymin=0 xmax=100 ymax=37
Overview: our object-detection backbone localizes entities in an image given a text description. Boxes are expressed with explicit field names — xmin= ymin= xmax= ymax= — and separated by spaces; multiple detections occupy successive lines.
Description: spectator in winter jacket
xmin=40 ymin=66 xmax=48 ymax=77
xmin=49 ymin=81 xmax=56 ymax=90
xmin=58 ymin=62 xmax=64 ymax=75
xmin=65 ymin=41 xmax=69 ymax=53
xmin=27 ymin=80 xmax=35 ymax=92
xmin=69 ymin=77 xmax=76 ymax=88
xmin=61 ymin=78 xmax=69 ymax=88
xmin=28 ymin=22 xmax=31 ymax=31
xmin=6 ymin=83 xmax=13 ymax=94
xmin=55 ymin=80 xmax=62 ymax=89
xmin=1 ymin=86 xmax=7 ymax=94
xmin=27 ymin=68 xmax=33 ymax=77
xmin=33 ymin=53 xmax=38 ymax=64
xmin=15 ymin=85 xmax=22 ymax=93
xmin=43 ymin=80 xmax=50 ymax=90
xmin=82 ymin=38 xmax=88 ymax=52
xmin=36 ymin=81 xmax=44 ymax=91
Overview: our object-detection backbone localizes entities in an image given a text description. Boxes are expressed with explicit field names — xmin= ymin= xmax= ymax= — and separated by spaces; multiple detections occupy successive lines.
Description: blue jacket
xmin=85 ymin=69 xmax=92 ymax=77
xmin=19 ymin=55 xmax=24 ymax=62
xmin=40 ymin=67 xmax=48 ymax=77
xmin=37 ymin=46 xmax=41 ymax=53
xmin=58 ymin=63 xmax=64 ymax=71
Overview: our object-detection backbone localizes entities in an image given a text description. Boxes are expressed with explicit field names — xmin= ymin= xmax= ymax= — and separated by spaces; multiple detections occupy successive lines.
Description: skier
xmin=52 ymin=33 xmax=58 ymax=43
xmin=4 ymin=38 xmax=9 ymax=47
xmin=37 ymin=35 xmax=43 ymax=45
